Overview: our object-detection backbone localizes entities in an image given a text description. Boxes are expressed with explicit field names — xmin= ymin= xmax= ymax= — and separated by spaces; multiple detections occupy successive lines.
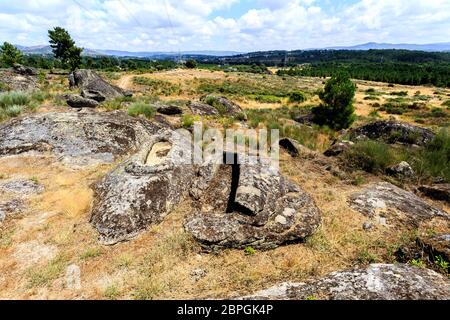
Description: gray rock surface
xmin=80 ymin=89 xmax=106 ymax=102
xmin=324 ymin=140 xmax=354 ymax=157
xmin=185 ymin=159 xmax=321 ymax=250
xmin=419 ymin=184 xmax=450 ymax=204
xmin=201 ymin=95 xmax=243 ymax=115
xmin=69 ymin=69 xmax=130 ymax=101
xmin=188 ymin=102 xmax=220 ymax=116
xmin=349 ymin=182 xmax=449 ymax=227
xmin=0 ymin=111 xmax=165 ymax=166
xmin=156 ymin=104 xmax=183 ymax=115
xmin=242 ymin=264 xmax=450 ymax=300
xmin=66 ymin=94 xmax=99 ymax=108
xmin=386 ymin=161 xmax=415 ymax=179
xmin=0 ymin=179 xmax=44 ymax=195
xmin=0 ymin=67 xmax=38 ymax=92
xmin=90 ymin=130 xmax=196 ymax=244
xmin=12 ymin=64 xmax=38 ymax=76
xmin=418 ymin=234 xmax=450 ymax=262
xmin=349 ymin=121 xmax=435 ymax=146
xmin=278 ymin=138 xmax=302 ymax=157
xmin=0 ymin=199 xmax=25 ymax=222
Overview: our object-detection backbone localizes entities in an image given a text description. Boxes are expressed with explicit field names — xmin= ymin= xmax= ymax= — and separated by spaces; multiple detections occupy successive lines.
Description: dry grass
xmin=2 ymin=150 xmax=443 ymax=300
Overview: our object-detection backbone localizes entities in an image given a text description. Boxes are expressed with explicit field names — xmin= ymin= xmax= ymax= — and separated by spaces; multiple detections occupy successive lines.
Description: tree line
xmin=277 ymin=62 xmax=450 ymax=88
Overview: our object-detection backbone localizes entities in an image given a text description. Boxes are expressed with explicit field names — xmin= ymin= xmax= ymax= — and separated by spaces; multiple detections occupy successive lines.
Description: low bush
xmin=343 ymin=140 xmax=401 ymax=174
xmin=414 ymin=129 xmax=450 ymax=182
xmin=253 ymin=95 xmax=282 ymax=104
xmin=0 ymin=91 xmax=30 ymax=108
xmin=127 ymin=102 xmax=156 ymax=119
xmin=288 ymin=91 xmax=307 ymax=103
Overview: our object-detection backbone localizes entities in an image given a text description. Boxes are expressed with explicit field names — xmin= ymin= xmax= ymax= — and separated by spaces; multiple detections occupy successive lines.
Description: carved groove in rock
xmin=185 ymin=153 xmax=322 ymax=251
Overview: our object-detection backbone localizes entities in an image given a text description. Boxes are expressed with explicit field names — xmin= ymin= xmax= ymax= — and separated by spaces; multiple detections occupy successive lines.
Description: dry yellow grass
xmin=2 ymin=149 xmax=446 ymax=300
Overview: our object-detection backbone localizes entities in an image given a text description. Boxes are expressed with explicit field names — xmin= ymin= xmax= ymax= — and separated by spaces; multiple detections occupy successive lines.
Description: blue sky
xmin=0 ymin=0 xmax=449 ymax=52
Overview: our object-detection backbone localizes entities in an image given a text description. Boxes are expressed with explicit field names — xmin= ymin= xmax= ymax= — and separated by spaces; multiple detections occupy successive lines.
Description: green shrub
xmin=182 ymin=115 xmax=196 ymax=128
xmin=244 ymin=246 xmax=256 ymax=256
xmin=253 ymin=95 xmax=282 ymax=104
xmin=4 ymin=105 xmax=23 ymax=117
xmin=414 ymin=129 xmax=450 ymax=182
xmin=442 ymin=100 xmax=450 ymax=107
xmin=312 ymin=73 xmax=356 ymax=130
xmin=343 ymin=140 xmax=399 ymax=174
xmin=288 ymin=91 xmax=307 ymax=103
xmin=391 ymin=91 xmax=408 ymax=96
xmin=31 ymin=90 xmax=51 ymax=103
xmin=185 ymin=59 xmax=197 ymax=69
xmin=0 ymin=91 xmax=31 ymax=108
xmin=133 ymin=77 xmax=181 ymax=96
xmin=128 ymin=102 xmax=155 ymax=119
xmin=203 ymin=95 xmax=228 ymax=115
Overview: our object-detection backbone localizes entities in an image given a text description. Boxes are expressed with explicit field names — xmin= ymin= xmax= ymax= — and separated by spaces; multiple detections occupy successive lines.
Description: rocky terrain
xmin=0 ymin=67 xmax=448 ymax=300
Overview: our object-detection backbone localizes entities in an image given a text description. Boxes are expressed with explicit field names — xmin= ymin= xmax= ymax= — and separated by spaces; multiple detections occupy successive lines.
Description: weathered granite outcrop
xmin=419 ymin=184 xmax=450 ymax=204
xmin=90 ymin=130 xmax=195 ymax=244
xmin=349 ymin=121 xmax=435 ymax=146
xmin=0 ymin=65 xmax=39 ymax=92
xmin=349 ymin=182 xmax=449 ymax=227
xmin=69 ymin=69 xmax=131 ymax=101
xmin=188 ymin=102 xmax=220 ymax=116
xmin=242 ymin=264 xmax=450 ymax=300
xmin=201 ymin=95 xmax=244 ymax=116
xmin=185 ymin=157 xmax=321 ymax=251
xmin=66 ymin=94 xmax=99 ymax=108
xmin=0 ymin=111 xmax=165 ymax=166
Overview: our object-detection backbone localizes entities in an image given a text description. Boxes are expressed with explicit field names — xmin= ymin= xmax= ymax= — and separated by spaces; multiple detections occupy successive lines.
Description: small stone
xmin=386 ymin=161 xmax=415 ymax=179
xmin=363 ymin=222 xmax=373 ymax=231
xmin=190 ymin=269 xmax=207 ymax=282
xmin=324 ymin=140 xmax=354 ymax=157
xmin=66 ymin=264 xmax=81 ymax=290
xmin=66 ymin=94 xmax=99 ymax=108
xmin=157 ymin=104 xmax=183 ymax=115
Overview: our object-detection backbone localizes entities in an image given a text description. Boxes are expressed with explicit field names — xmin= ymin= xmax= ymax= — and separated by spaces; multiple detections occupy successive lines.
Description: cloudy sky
xmin=0 ymin=0 xmax=449 ymax=52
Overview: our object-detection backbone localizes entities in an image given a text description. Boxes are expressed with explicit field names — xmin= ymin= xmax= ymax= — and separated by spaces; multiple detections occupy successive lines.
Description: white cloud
xmin=0 ymin=0 xmax=448 ymax=51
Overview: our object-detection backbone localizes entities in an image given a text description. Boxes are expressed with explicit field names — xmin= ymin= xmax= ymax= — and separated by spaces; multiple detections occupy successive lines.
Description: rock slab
xmin=242 ymin=264 xmax=450 ymax=300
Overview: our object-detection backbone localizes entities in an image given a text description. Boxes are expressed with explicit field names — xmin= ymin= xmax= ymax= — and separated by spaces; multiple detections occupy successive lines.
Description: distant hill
xmin=324 ymin=42 xmax=450 ymax=52
xmin=13 ymin=45 xmax=243 ymax=58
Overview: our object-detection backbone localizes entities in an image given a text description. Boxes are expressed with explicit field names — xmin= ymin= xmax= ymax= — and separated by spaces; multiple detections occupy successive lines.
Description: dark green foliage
xmin=312 ymin=74 xmax=356 ymax=130
xmin=48 ymin=27 xmax=83 ymax=70
xmin=185 ymin=59 xmax=197 ymax=69
xmin=128 ymin=102 xmax=156 ymax=119
xmin=199 ymin=63 xmax=270 ymax=74
xmin=415 ymin=129 xmax=450 ymax=182
xmin=252 ymin=95 xmax=282 ymax=103
xmin=0 ymin=42 xmax=23 ymax=67
xmin=343 ymin=141 xmax=401 ymax=174
xmin=273 ymin=50 xmax=450 ymax=87
xmin=288 ymin=91 xmax=307 ymax=103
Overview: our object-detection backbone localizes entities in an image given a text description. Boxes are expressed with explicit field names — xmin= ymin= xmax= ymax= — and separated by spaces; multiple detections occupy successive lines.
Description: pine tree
xmin=48 ymin=27 xmax=83 ymax=71
xmin=312 ymin=73 xmax=356 ymax=130
xmin=0 ymin=42 xmax=23 ymax=67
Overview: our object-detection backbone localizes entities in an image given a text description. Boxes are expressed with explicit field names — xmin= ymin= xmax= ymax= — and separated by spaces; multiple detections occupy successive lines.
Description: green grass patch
xmin=133 ymin=77 xmax=181 ymax=96
xmin=128 ymin=102 xmax=156 ymax=119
